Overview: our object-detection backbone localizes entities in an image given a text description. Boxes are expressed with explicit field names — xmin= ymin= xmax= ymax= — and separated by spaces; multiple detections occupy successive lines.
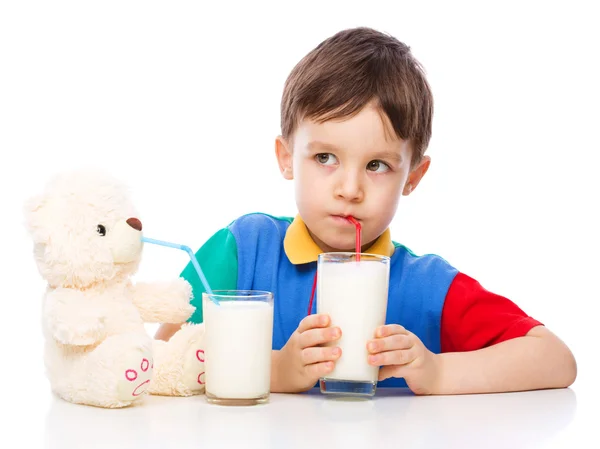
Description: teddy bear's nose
xmin=126 ymin=218 xmax=142 ymax=231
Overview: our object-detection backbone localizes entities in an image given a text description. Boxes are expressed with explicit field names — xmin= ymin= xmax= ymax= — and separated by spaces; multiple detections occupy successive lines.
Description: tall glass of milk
xmin=317 ymin=253 xmax=390 ymax=396
xmin=202 ymin=290 xmax=274 ymax=405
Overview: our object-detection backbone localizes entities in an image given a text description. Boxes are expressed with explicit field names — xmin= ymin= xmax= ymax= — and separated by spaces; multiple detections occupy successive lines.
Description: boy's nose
xmin=334 ymin=173 xmax=364 ymax=202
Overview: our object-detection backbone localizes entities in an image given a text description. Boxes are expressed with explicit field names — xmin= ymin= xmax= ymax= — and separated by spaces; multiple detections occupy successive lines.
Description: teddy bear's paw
xmin=163 ymin=277 xmax=193 ymax=307
xmin=52 ymin=317 xmax=106 ymax=346
xmin=116 ymin=352 xmax=154 ymax=402
xmin=170 ymin=278 xmax=196 ymax=320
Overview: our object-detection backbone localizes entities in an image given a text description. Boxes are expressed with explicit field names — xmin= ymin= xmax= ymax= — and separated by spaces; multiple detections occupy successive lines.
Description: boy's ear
xmin=275 ymin=136 xmax=294 ymax=180
xmin=403 ymin=156 xmax=431 ymax=195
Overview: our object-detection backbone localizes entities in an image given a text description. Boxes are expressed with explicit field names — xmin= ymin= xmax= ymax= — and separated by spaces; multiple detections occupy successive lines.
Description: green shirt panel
xmin=180 ymin=228 xmax=238 ymax=323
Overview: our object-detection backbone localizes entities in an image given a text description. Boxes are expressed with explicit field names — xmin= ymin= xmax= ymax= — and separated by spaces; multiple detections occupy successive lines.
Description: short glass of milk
xmin=202 ymin=290 xmax=274 ymax=406
xmin=317 ymin=252 xmax=390 ymax=397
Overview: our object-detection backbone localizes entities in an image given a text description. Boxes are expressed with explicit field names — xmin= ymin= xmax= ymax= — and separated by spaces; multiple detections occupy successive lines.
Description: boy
xmin=156 ymin=27 xmax=576 ymax=395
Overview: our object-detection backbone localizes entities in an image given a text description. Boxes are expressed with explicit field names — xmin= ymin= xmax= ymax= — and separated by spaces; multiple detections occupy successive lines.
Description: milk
xmin=317 ymin=258 xmax=390 ymax=382
xmin=203 ymin=299 xmax=274 ymax=399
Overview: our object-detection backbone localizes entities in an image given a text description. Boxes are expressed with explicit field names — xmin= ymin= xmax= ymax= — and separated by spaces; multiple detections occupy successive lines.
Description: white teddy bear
xmin=24 ymin=170 xmax=207 ymax=408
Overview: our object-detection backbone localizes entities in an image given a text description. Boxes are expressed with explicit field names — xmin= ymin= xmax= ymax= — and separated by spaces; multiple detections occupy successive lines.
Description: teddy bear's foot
xmin=180 ymin=343 xmax=205 ymax=394
xmin=49 ymin=332 xmax=154 ymax=408
xmin=149 ymin=323 xmax=205 ymax=397
xmin=116 ymin=350 xmax=154 ymax=402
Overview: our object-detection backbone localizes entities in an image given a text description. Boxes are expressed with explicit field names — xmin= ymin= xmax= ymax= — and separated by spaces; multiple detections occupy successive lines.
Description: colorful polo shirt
xmin=181 ymin=213 xmax=542 ymax=388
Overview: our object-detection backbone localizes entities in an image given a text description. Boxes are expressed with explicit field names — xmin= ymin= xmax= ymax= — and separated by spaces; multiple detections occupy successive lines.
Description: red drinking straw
xmin=306 ymin=215 xmax=363 ymax=315
xmin=346 ymin=216 xmax=362 ymax=261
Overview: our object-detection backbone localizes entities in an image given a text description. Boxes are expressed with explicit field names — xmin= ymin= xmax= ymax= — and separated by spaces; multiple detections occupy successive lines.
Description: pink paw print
xmin=125 ymin=357 xmax=153 ymax=396
xmin=196 ymin=350 xmax=205 ymax=385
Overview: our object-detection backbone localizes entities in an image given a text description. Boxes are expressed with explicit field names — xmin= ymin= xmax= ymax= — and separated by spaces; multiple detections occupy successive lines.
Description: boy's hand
xmin=367 ymin=324 xmax=441 ymax=395
xmin=271 ymin=314 xmax=342 ymax=393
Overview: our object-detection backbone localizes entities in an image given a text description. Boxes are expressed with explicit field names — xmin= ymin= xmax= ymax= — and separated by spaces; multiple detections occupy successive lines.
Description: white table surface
xmin=4 ymin=323 xmax=596 ymax=449
xmin=17 ymin=385 xmax=587 ymax=449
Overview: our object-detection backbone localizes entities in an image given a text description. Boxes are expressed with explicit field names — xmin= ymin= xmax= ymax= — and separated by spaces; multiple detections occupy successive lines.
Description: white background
xmin=1 ymin=1 xmax=598 ymax=447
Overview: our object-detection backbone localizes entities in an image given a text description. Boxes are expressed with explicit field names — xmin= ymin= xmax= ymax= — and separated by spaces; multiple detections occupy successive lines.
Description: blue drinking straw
xmin=141 ymin=236 xmax=218 ymax=305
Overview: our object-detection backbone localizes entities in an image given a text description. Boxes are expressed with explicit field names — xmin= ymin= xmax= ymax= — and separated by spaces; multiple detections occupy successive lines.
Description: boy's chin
xmin=308 ymin=226 xmax=356 ymax=253
xmin=317 ymin=230 xmax=380 ymax=254
xmin=317 ymin=237 xmax=357 ymax=253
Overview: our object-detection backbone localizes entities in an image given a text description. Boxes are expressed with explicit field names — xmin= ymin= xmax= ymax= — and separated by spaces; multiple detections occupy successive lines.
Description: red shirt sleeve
xmin=440 ymin=272 xmax=543 ymax=353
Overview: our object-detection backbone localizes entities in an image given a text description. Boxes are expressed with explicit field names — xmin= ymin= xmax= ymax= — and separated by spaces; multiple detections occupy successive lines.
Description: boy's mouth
xmin=330 ymin=215 xmax=361 ymax=226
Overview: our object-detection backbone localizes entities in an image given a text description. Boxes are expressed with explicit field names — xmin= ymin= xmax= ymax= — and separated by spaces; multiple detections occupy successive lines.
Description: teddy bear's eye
xmin=97 ymin=224 xmax=107 ymax=236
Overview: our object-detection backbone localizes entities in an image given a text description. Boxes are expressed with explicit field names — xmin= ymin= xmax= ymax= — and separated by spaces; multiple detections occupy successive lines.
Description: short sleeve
xmin=181 ymin=227 xmax=238 ymax=324
xmin=440 ymin=272 xmax=543 ymax=353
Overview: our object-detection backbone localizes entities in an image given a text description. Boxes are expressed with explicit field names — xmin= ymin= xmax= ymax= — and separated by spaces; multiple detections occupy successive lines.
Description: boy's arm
xmin=369 ymin=272 xmax=576 ymax=395
xmin=437 ymin=272 xmax=576 ymax=392
xmin=435 ymin=325 xmax=576 ymax=394
xmin=155 ymin=323 xmax=184 ymax=341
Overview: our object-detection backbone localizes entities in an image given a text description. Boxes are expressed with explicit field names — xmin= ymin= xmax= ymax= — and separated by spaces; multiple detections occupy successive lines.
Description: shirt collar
xmin=283 ymin=215 xmax=395 ymax=265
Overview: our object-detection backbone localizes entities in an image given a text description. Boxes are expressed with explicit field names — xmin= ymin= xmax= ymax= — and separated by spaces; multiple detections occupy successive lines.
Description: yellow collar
xmin=283 ymin=215 xmax=395 ymax=265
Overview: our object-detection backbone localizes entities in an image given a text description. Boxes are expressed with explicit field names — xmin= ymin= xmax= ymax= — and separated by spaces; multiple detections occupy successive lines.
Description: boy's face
xmin=276 ymin=103 xmax=430 ymax=252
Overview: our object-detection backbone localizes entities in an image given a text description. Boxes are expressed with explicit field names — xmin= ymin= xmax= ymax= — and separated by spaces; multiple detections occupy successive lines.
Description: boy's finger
xmin=375 ymin=324 xmax=409 ymax=338
xmin=299 ymin=326 xmax=341 ymax=349
xmin=367 ymin=333 xmax=412 ymax=354
xmin=368 ymin=346 xmax=418 ymax=367
xmin=305 ymin=361 xmax=335 ymax=379
xmin=297 ymin=314 xmax=330 ymax=333
xmin=301 ymin=346 xmax=341 ymax=365
xmin=378 ymin=364 xmax=404 ymax=381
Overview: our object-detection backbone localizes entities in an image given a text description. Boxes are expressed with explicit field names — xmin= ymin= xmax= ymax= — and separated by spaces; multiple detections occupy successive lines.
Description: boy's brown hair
xmin=281 ymin=27 xmax=433 ymax=166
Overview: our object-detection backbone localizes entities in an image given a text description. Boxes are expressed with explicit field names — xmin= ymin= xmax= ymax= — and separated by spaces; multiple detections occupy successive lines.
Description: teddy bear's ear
xmin=23 ymin=194 xmax=49 ymax=243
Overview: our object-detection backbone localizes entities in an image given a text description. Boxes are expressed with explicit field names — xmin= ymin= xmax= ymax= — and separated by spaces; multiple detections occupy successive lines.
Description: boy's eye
xmin=315 ymin=153 xmax=338 ymax=166
xmin=367 ymin=160 xmax=390 ymax=173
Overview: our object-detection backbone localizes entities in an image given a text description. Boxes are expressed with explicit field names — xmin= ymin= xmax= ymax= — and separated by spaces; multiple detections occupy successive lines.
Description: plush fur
xmin=24 ymin=170 xmax=206 ymax=408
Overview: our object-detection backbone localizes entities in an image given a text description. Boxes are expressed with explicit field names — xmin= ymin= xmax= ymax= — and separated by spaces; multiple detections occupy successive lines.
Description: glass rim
xmin=202 ymin=289 xmax=273 ymax=300
xmin=318 ymin=252 xmax=390 ymax=261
